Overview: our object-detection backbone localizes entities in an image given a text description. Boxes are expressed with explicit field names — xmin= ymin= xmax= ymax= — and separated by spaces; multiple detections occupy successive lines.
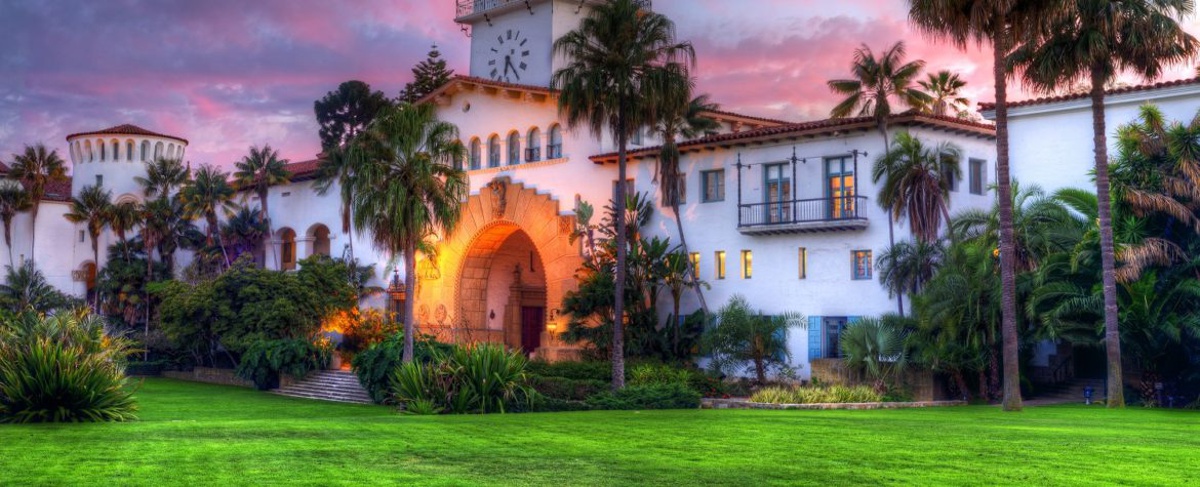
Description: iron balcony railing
xmin=547 ymin=143 xmax=563 ymax=159
xmin=457 ymin=0 xmax=649 ymax=18
xmin=525 ymin=147 xmax=541 ymax=162
xmin=738 ymin=195 xmax=868 ymax=228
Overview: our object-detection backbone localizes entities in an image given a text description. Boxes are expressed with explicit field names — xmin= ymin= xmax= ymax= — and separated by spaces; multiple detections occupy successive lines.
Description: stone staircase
xmin=1029 ymin=378 xmax=1107 ymax=405
xmin=271 ymin=370 xmax=374 ymax=405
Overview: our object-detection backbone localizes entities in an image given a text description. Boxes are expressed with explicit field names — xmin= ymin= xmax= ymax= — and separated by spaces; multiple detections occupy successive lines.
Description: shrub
xmin=390 ymin=343 xmax=536 ymax=414
xmin=352 ymin=333 xmax=452 ymax=404
xmin=586 ymin=383 xmax=701 ymax=410
xmin=702 ymin=295 xmax=804 ymax=384
xmin=749 ymin=385 xmax=883 ymax=404
xmin=0 ymin=312 xmax=137 ymax=423
xmin=629 ymin=363 xmax=693 ymax=387
xmin=235 ymin=339 xmax=332 ymax=390
xmin=534 ymin=396 xmax=593 ymax=412
xmin=526 ymin=360 xmax=613 ymax=382
xmin=529 ymin=376 xmax=608 ymax=401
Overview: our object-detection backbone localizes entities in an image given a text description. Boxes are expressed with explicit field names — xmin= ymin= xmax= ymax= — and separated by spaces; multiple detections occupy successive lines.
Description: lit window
xmin=689 ymin=252 xmax=700 ymax=280
xmin=741 ymin=250 xmax=753 ymax=279
xmin=852 ymin=250 xmax=872 ymax=280
xmin=701 ymin=169 xmax=725 ymax=202
xmin=798 ymin=247 xmax=807 ymax=279
xmin=715 ymin=251 xmax=726 ymax=280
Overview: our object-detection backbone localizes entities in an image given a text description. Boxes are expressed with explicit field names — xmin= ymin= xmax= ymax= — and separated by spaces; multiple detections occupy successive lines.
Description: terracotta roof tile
xmin=13 ymin=177 xmax=72 ymax=202
xmin=979 ymin=77 xmax=1200 ymax=111
xmin=590 ymin=111 xmax=995 ymax=163
xmin=702 ymin=108 xmax=792 ymax=126
xmin=416 ymin=75 xmax=555 ymax=105
xmin=66 ymin=124 xmax=188 ymax=144
xmin=285 ymin=159 xmax=322 ymax=180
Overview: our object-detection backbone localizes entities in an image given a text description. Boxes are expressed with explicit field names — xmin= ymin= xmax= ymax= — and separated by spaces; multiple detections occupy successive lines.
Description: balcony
xmin=456 ymin=0 xmax=650 ymax=21
xmin=738 ymin=196 xmax=869 ymax=235
xmin=525 ymin=147 xmax=541 ymax=163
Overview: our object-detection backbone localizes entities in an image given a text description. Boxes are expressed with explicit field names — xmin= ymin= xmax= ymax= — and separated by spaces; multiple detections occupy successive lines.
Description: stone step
xmin=270 ymin=370 xmax=374 ymax=405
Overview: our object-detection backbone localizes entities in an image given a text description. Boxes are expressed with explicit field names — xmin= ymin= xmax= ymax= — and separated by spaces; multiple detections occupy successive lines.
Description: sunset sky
xmin=3 ymin=0 xmax=1199 ymax=168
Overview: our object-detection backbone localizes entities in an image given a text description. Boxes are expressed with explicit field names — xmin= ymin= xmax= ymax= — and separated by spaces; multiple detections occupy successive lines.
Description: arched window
xmin=99 ymin=139 xmax=106 ymax=161
xmin=167 ymin=144 xmax=176 ymax=159
xmin=73 ymin=142 xmax=82 ymax=163
xmin=469 ymin=138 xmax=482 ymax=170
xmin=279 ymin=228 xmax=297 ymax=271
xmin=177 ymin=147 xmax=185 ymax=160
xmin=154 ymin=142 xmax=163 ymax=160
xmin=111 ymin=140 xmax=119 ymax=162
xmin=507 ymin=131 xmax=520 ymax=165
xmin=141 ymin=140 xmax=150 ymax=161
xmin=310 ymin=225 xmax=331 ymax=257
xmin=488 ymin=135 xmax=501 ymax=168
xmin=548 ymin=124 xmax=563 ymax=159
xmin=85 ymin=140 xmax=94 ymax=161
xmin=526 ymin=128 xmax=541 ymax=162
xmin=126 ymin=140 xmax=134 ymax=161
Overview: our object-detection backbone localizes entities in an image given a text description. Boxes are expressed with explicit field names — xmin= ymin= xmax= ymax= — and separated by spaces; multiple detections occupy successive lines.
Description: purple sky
xmin=3 ymin=0 xmax=1198 ymax=169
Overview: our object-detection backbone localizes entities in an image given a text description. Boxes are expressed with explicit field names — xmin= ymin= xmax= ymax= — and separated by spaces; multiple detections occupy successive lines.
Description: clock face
xmin=487 ymin=29 xmax=531 ymax=83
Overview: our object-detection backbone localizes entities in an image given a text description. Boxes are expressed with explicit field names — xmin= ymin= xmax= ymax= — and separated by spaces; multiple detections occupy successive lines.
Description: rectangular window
xmin=798 ymin=247 xmax=807 ymax=279
xmin=969 ymin=158 xmax=986 ymax=195
xmin=631 ymin=127 xmax=643 ymax=146
xmin=79 ymin=230 xmax=85 ymax=243
xmin=764 ymin=163 xmax=792 ymax=223
xmin=852 ymin=250 xmax=872 ymax=280
xmin=741 ymin=250 xmax=753 ymax=279
xmin=715 ymin=251 xmax=726 ymax=280
xmin=282 ymin=192 xmax=291 ymax=197
xmin=612 ymin=178 xmax=635 ymax=205
xmin=824 ymin=317 xmax=849 ymax=359
xmin=662 ymin=177 xmax=686 ymax=206
xmin=689 ymin=252 xmax=700 ymax=280
xmin=941 ymin=159 xmax=958 ymax=192
xmin=826 ymin=156 xmax=856 ymax=219
xmin=95 ymin=175 xmax=103 ymax=187
xmin=701 ymin=169 xmax=725 ymax=202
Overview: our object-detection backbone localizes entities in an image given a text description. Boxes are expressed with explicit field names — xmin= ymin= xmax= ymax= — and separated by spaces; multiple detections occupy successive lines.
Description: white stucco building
xmin=8 ymin=0 xmax=1008 ymax=376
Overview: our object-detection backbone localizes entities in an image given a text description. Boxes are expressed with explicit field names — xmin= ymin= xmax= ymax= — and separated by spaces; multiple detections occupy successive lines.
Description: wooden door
xmin=520 ymin=307 xmax=544 ymax=355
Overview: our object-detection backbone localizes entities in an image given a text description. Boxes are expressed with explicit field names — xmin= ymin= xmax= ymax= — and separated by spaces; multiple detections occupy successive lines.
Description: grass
xmin=1 ymin=378 xmax=1197 ymax=486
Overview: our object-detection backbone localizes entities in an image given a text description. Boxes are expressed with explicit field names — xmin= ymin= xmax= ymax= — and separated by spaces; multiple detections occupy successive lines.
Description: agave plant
xmin=0 ymin=311 xmax=138 ymax=423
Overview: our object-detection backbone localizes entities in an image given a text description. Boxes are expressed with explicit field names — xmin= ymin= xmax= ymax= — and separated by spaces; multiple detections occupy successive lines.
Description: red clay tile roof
xmin=66 ymin=124 xmax=188 ymax=144
xmin=11 ymin=177 xmax=73 ymax=202
xmin=589 ymin=111 xmax=995 ymax=163
xmin=702 ymin=109 xmax=792 ymax=127
xmin=285 ymin=159 xmax=322 ymax=181
xmin=979 ymin=77 xmax=1200 ymax=111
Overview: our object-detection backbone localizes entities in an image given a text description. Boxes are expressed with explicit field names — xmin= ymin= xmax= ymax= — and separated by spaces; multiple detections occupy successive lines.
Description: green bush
xmin=390 ymin=343 xmax=535 ymax=414
xmin=629 ymin=363 xmax=692 ymax=387
xmin=526 ymin=360 xmax=613 ymax=382
xmin=586 ymin=383 xmax=701 ymax=410
xmin=0 ymin=312 xmax=138 ymax=423
xmin=235 ymin=339 xmax=332 ymax=390
xmin=529 ymin=375 xmax=608 ymax=401
xmin=352 ymin=333 xmax=452 ymax=404
xmin=749 ymin=385 xmax=883 ymax=404
xmin=533 ymin=396 xmax=593 ymax=412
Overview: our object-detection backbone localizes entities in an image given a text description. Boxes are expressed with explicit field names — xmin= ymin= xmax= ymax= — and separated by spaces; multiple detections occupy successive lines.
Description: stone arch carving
xmin=424 ymin=177 xmax=582 ymax=356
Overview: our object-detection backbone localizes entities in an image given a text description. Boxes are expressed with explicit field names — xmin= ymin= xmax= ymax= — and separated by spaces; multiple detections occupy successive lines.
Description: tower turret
xmin=64 ymin=124 xmax=189 ymax=202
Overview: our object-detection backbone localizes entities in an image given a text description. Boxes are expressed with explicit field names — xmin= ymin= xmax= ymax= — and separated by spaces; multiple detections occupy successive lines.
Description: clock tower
xmin=454 ymin=1 xmax=650 ymax=87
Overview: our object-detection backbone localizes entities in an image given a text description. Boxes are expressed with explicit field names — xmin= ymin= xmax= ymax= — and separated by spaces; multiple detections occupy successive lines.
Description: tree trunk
xmin=1091 ymin=65 xmax=1125 ymax=408
xmin=29 ymin=202 xmax=39 ymax=262
xmin=402 ymin=241 xmax=417 ymax=364
xmin=144 ymin=234 xmax=153 ymax=361
xmin=993 ymin=18 xmax=1023 ymax=412
xmin=261 ymin=187 xmax=275 ymax=270
xmin=953 ymin=370 xmax=970 ymax=401
xmin=612 ymin=108 xmax=629 ymax=391
xmin=91 ymin=233 xmax=99 ymax=313
xmin=4 ymin=220 xmax=13 ymax=267
xmin=672 ymin=292 xmax=682 ymax=357
xmin=754 ymin=355 xmax=766 ymax=384
xmin=880 ymin=127 xmax=903 ymax=317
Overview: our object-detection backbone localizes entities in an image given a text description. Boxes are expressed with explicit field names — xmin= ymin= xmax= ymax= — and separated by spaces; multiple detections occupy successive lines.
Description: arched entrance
xmin=457 ymin=223 xmax=547 ymax=354
xmin=421 ymin=176 xmax=585 ymax=361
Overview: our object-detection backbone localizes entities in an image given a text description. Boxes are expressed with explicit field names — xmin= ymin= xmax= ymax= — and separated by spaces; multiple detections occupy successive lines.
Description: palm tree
xmin=650 ymin=89 xmax=719 ymax=312
xmin=7 ymin=144 xmax=67 ymax=260
xmin=873 ymin=131 xmax=962 ymax=244
xmin=109 ymin=199 xmax=142 ymax=263
xmin=877 ymin=238 xmax=945 ymax=303
xmin=135 ymin=157 xmax=189 ymax=203
xmin=0 ymin=260 xmax=71 ymax=313
xmin=908 ymin=0 xmax=1057 ymax=412
xmin=221 ymin=205 xmax=268 ymax=262
xmin=234 ymin=145 xmax=291 ymax=269
xmin=1010 ymin=0 xmax=1198 ymax=409
xmin=702 ymin=294 xmax=804 ymax=384
xmin=181 ymin=164 xmax=236 ymax=265
xmin=313 ymin=144 xmax=363 ymax=262
xmin=918 ymin=70 xmax=971 ymax=116
xmin=828 ymin=41 xmax=930 ymax=316
xmin=840 ymin=315 xmax=910 ymax=393
xmin=64 ymin=184 xmax=113 ymax=311
xmin=0 ymin=180 xmax=32 ymax=266
xmin=552 ymin=0 xmax=694 ymax=389
xmin=352 ymin=102 xmax=468 ymax=364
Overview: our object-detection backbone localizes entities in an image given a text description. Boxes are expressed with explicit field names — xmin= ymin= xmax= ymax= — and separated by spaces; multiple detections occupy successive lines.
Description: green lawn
xmin=1 ymin=378 xmax=1197 ymax=486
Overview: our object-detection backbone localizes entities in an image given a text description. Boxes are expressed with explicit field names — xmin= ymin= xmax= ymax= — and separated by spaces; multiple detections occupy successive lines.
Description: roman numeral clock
xmin=487 ymin=29 xmax=531 ymax=83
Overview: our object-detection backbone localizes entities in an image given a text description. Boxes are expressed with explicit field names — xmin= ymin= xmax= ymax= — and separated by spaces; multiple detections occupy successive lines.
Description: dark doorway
xmin=520 ymin=306 xmax=545 ymax=355
xmin=823 ymin=316 xmax=848 ymax=359
xmin=1074 ymin=346 xmax=1106 ymax=379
